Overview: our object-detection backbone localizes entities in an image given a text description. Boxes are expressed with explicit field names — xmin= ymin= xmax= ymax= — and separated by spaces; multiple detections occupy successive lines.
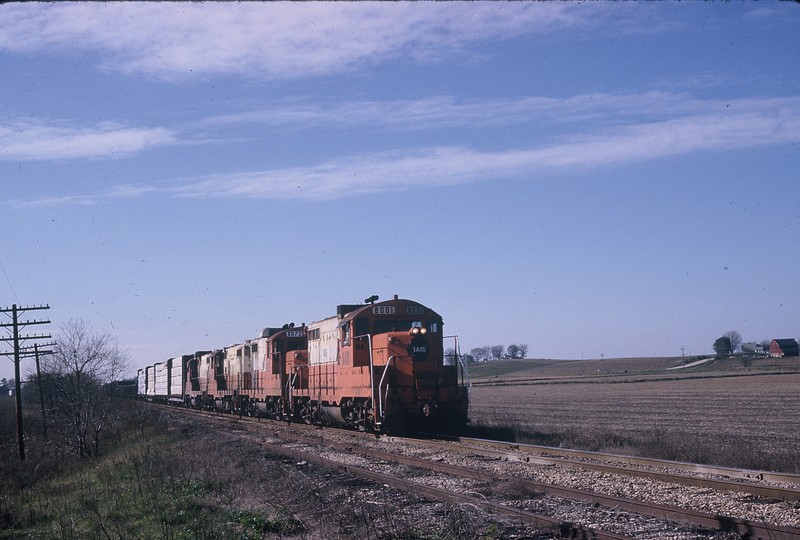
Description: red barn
xmin=769 ymin=339 xmax=799 ymax=358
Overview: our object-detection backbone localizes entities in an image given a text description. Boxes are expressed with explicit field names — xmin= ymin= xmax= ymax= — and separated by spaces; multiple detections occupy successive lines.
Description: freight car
xmin=138 ymin=295 xmax=470 ymax=434
xmin=138 ymin=354 xmax=192 ymax=405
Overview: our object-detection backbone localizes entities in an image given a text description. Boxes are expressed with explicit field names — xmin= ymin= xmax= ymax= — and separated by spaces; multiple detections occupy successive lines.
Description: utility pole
xmin=0 ymin=304 xmax=54 ymax=461
xmin=34 ymin=344 xmax=48 ymax=441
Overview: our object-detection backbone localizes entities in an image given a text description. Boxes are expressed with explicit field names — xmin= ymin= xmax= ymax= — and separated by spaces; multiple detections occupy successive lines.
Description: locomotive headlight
xmin=420 ymin=327 xmax=427 ymax=335
xmin=411 ymin=327 xmax=420 ymax=335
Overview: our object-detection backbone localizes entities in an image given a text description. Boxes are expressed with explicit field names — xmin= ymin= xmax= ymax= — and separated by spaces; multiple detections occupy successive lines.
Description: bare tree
xmin=490 ymin=345 xmax=505 ymax=360
xmin=518 ymin=343 xmax=528 ymax=358
xmin=724 ymin=330 xmax=742 ymax=354
xmin=41 ymin=318 xmax=129 ymax=457
xmin=470 ymin=347 xmax=489 ymax=362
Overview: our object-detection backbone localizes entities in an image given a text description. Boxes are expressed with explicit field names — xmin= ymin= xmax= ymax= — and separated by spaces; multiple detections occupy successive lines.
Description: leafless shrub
xmin=39 ymin=318 xmax=130 ymax=457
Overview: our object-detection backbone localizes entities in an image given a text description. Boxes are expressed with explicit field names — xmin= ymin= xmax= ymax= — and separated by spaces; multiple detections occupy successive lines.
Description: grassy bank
xmin=0 ymin=402 xmax=305 ymax=539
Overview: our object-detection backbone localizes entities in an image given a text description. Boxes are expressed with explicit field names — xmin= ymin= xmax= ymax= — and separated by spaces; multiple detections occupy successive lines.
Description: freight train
xmin=138 ymin=295 xmax=470 ymax=434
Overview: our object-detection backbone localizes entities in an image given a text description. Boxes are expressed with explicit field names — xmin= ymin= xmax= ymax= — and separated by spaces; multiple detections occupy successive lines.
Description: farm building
xmin=741 ymin=342 xmax=766 ymax=355
xmin=769 ymin=338 xmax=799 ymax=358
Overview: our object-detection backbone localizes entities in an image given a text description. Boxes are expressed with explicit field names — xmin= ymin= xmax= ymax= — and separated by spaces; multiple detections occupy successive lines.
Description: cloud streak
xmin=178 ymin=106 xmax=800 ymax=200
xmin=0 ymin=120 xmax=177 ymax=161
xmin=0 ymin=3 xmax=602 ymax=80
xmin=202 ymin=93 xmax=800 ymax=133
xmin=4 ymin=94 xmax=796 ymax=163
xmin=13 ymin=100 xmax=799 ymax=207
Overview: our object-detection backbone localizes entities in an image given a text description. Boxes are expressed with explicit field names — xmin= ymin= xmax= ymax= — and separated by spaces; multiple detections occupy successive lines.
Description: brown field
xmin=465 ymin=356 xmax=800 ymax=472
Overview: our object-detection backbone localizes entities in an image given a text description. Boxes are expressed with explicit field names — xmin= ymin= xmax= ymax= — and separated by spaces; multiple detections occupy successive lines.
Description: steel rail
xmin=149 ymin=403 xmax=800 ymax=501
xmin=252 ymin=433 xmax=635 ymax=540
xmin=154 ymin=407 xmax=630 ymax=538
xmin=276 ymin=430 xmax=800 ymax=540
xmin=151 ymin=403 xmax=800 ymax=503
xmin=154 ymin=405 xmax=800 ymax=538
xmin=456 ymin=436 xmax=800 ymax=485
xmin=399 ymin=436 xmax=800 ymax=502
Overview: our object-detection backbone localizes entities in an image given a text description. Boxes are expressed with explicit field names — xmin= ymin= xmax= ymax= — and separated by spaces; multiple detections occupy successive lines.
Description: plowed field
xmin=467 ymin=357 xmax=800 ymax=471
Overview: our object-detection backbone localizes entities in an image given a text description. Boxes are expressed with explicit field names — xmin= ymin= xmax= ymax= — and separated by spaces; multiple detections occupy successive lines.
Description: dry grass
xmin=466 ymin=356 xmax=800 ymax=472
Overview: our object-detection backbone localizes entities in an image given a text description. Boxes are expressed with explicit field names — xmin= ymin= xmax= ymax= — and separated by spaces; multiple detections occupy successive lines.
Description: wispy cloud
xmin=202 ymin=93 xmax=799 ymax=133
xmin=0 ymin=3 xmax=602 ymax=80
xmin=178 ymin=106 xmax=800 ymax=200
xmin=4 ymin=92 xmax=797 ymax=166
xmin=0 ymin=120 xmax=177 ymax=161
xmin=14 ymin=99 xmax=798 ymax=207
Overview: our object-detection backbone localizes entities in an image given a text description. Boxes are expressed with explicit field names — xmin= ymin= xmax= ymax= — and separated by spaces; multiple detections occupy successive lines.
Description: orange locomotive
xmin=300 ymin=295 xmax=469 ymax=433
xmin=185 ymin=324 xmax=309 ymax=418
xmin=141 ymin=295 xmax=470 ymax=434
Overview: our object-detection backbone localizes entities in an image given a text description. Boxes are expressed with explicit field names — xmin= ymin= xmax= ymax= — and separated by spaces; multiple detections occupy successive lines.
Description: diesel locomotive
xmin=138 ymin=295 xmax=470 ymax=434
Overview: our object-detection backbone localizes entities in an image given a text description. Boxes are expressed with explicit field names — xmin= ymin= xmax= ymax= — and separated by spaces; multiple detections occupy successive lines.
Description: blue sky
xmin=1 ymin=2 xmax=798 ymax=380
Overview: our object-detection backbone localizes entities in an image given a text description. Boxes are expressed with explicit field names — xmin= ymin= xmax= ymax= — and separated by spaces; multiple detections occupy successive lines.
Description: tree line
xmin=464 ymin=343 xmax=528 ymax=363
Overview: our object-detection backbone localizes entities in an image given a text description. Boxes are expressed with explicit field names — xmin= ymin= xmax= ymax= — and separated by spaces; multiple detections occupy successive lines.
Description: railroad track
xmin=151 ymin=404 xmax=800 ymax=539
xmin=277 ymin=428 xmax=800 ymax=539
xmin=398 ymin=435 xmax=800 ymax=502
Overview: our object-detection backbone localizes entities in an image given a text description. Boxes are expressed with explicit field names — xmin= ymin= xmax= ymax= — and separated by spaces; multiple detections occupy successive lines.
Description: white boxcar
xmin=146 ymin=365 xmax=157 ymax=396
xmin=153 ymin=361 xmax=169 ymax=397
xmin=137 ymin=368 xmax=147 ymax=396
xmin=168 ymin=355 xmax=187 ymax=400
xmin=308 ymin=315 xmax=339 ymax=365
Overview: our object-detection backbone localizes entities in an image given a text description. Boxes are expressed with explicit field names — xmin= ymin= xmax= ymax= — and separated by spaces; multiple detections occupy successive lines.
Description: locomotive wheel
xmin=364 ymin=400 xmax=377 ymax=432
xmin=353 ymin=401 xmax=367 ymax=431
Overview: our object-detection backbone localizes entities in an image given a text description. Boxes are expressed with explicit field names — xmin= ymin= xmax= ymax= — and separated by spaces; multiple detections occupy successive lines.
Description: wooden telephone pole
xmin=0 ymin=304 xmax=54 ymax=461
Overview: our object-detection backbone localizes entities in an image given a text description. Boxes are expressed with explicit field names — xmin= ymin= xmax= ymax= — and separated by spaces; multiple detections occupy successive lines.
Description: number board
xmin=285 ymin=330 xmax=304 ymax=338
xmin=372 ymin=305 xmax=396 ymax=315
xmin=406 ymin=305 xmax=424 ymax=315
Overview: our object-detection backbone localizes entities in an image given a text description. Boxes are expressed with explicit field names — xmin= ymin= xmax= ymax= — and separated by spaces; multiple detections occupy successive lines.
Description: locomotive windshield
xmin=374 ymin=319 xmax=414 ymax=334
xmin=372 ymin=317 xmax=441 ymax=335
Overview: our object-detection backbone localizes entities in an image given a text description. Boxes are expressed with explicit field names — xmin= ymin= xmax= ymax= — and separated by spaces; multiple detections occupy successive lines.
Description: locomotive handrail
xmin=377 ymin=355 xmax=397 ymax=423
xmin=287 ymin=364 xmax=307 ymax=418
xmin=445 ymin=334 xmax=472 ymax=417
xmin=287 ymin=364 xmax=306 ymax=395
xmin=354 ymin=333 xmax=375 ymax=423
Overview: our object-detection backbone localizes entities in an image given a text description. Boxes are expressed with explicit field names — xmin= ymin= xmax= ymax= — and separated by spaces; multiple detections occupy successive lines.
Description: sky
xmin=1 ymin=2 xmax=798 ymax=381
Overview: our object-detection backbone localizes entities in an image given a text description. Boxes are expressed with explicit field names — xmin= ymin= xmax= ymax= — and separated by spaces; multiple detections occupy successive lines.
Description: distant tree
xmin=470 ymin=347 xmax=489 ymax=362
xmin=518 ymin=344 xmax=528 ymax=358
xmin=507 ymin=344 xmax=520 ymax=359
xmin=490 ymin=345 xmax=504 ymax=360
xmin=713 ymin=335 xmax=732 ymax=357
xmin=724 ymin=331 xmax=742 ymax=353
xmin=41 ymin=318 xmax=130 ymax=457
